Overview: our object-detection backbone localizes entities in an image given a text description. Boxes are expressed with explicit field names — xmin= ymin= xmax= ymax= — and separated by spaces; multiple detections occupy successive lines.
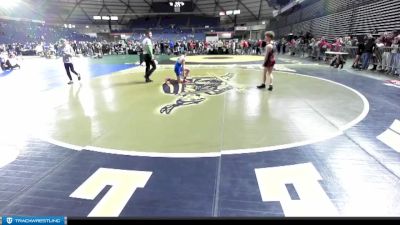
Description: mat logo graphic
xmin=160 ymin=73 xmax=237 ymax=114
xmin=69 ymin=164 xmax=338 ymax=217
xmin=70 ymin=168 xmax=152 ymax=217
xmin=255 ymin=163 xmax=339 ymax=216
xmin=6 ymin=217 xmax=13 ymax=224
xmin=377 ymin=119 xmax=400 ymax=153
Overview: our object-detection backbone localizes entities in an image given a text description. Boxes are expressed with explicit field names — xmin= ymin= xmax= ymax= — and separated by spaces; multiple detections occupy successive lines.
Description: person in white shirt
xmin=142 ymin=30 xmax=156 ymax=82
xmin=60 ymin=39 xmax=81 ymax=85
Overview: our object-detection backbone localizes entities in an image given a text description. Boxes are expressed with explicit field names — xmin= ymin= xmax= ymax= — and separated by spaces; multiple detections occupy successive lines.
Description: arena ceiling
xmin=4 ymin=0 xmax=278 ymax=25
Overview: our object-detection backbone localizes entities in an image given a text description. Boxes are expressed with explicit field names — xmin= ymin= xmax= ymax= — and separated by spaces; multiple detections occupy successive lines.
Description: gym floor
xmin=0 ymin=54 xmax=399 ymax=217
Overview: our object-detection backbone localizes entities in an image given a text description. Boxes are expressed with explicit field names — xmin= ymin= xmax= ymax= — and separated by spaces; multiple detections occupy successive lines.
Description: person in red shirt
xmin=257 ymin=31 xmax=276 ymax=91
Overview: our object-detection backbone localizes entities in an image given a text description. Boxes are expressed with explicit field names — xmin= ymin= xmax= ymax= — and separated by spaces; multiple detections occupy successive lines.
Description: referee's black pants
xmin=144 ymin=54 xmax=156 ymax=79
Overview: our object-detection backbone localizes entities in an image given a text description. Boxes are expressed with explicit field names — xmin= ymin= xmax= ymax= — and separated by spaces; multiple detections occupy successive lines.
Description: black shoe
xmin=257 ymin=84 xmax=266 ymax=89
xmin=77 ymin=73 xmax=81 ymax=81
xmin=145 ymin=78 xmax=153 ymax=83
xmin=340 ymin=63 xmax=344 ymax=69
xmin=268 ymin=85 xmax=273 ymax=91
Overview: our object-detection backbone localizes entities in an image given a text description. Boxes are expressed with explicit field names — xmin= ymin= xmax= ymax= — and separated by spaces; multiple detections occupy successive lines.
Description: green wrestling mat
xmin=34 ymin=66 xmax=366 ymax=156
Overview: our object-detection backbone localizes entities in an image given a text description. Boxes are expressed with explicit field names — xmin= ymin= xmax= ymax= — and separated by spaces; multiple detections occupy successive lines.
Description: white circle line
xmin=37 ymin=69 xmax=369 ymax=158
xmin=169 ymin=56 xmax=265 ymax=63
xmin=85 ymin=146 xmax=221 ymax=158
xmin=221 ymin=71 xmax=370 ymax=155
xmin=277 ymin=71 xmax=370 ymax=131
xmin=39 ymin=136 xmax=84 ymax=151
xmin=221 ymin=131 xmax=343 ymax=155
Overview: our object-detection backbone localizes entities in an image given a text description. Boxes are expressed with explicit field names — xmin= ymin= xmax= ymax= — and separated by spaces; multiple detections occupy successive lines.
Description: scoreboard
xmin=152 ymin=1 xmax=194 ymax=13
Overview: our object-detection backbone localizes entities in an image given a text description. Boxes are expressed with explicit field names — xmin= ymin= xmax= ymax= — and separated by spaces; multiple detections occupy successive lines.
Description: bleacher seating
xmin=128 ymin=15 xmax=220 ymax=29
xmin=270 ymin=0 xmax=399 ymax=38
xmin=0 ymin=20 xmax=95 ymax=44
xmin=130 ymin=17 xmax=159 ymax=29
xmin=159 ymin=16 xmax=188 ymax=27
xmin=125 ymin=15 xmax=227 ymax=42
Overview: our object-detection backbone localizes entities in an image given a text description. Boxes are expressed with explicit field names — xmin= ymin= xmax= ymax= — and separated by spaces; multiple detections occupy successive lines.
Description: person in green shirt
xmin=142 ymin=30 xmax=157 ymax=82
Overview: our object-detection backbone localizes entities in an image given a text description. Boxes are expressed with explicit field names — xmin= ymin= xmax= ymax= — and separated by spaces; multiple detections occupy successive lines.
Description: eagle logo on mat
xmin=160 ymin=73 xmax=237 ymax=114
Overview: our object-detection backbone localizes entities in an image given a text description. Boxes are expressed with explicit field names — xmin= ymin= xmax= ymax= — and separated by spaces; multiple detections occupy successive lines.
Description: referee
xmin=142 ymin=30 xmax=157 ymax=82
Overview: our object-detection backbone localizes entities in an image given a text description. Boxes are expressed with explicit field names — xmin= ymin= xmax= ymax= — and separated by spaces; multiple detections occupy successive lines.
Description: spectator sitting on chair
xmin=330 ymin=38 xmax=346 ymax=69
xmin=0 ymin=52 xmax=20 ymax=71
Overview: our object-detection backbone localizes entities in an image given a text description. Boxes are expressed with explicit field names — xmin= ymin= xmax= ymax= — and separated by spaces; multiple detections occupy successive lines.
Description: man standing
xmin=143 ymin=30 xmax=156 ymax=82
xmin=361 ymin=34 xmax=376 ymax=70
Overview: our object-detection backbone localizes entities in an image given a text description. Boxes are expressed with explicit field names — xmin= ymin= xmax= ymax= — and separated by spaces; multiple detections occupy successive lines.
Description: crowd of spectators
xmin=1 ymin=17 xmax=399 ymax=77
xmin=275 ymin=30 xmax=400 ymax=76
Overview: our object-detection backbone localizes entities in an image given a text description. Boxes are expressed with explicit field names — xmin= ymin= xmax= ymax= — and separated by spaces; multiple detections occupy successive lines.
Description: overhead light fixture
xmin=93 ymin=16 xmax=101 ymax=20
xmin=1 ymin=0 xmax=20 ymax=10
xmin=226 ymin=10 xmax=233 ymax=15
xmin=219 ymin=11 xmax=225 ymax=16
xmin=262 ymin=21 xmax=266 ymax=24
xmin=110 ymin=16 xmax=118 ymax=21
xmin=233 ymin=9 xmax=240 ymax=15
xmin=86 ymin=25 xmax=90 ymax=28
xmin=102 ymin=16 xmax=110 ymax=20
xmin=170 ymin=1 xmax=184 ymax=7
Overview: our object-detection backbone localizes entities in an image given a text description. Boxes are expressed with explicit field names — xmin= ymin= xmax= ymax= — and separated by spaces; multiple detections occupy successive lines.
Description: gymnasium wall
xmin=269 ymin=0 xmax=400 ymax=38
